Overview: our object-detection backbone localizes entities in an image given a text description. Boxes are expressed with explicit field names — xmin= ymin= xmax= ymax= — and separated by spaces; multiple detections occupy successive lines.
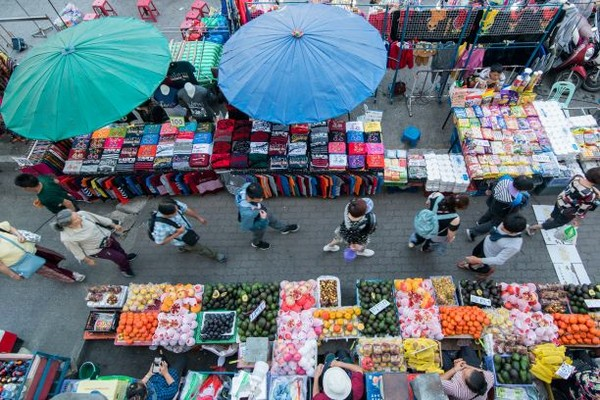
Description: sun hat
xmin=323 ymin=367 xmax=352 ymax=400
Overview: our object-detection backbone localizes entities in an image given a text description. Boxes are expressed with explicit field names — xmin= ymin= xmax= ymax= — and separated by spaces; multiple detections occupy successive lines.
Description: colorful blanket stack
xmin=211 ymin=119 xmax=233 ymax=169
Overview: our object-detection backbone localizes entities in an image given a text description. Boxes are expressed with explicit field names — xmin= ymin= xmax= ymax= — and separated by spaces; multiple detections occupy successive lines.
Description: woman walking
xmin=0 ymin=221 xmax=85 ymax=282
xmin=323 ymin=198 xmax=377 ymax=257
xmin=54 ymin=210 xmax=136 ymax=278
xmin=409 ymin=193 xmax=470 ymax=252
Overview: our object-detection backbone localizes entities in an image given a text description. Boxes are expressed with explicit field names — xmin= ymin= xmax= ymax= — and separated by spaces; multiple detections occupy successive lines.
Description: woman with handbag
xmin=54 ymin=210 xmax=137 ymax=278
xmin=0 ymin=221 xmax=85 ymax=282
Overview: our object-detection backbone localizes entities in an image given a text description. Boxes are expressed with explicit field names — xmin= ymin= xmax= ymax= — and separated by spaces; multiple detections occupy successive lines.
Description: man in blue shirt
xmin=127 ymin=361 xmax=180 ymax=400
xmin=152 ymin=199 xmax=226 ymax=262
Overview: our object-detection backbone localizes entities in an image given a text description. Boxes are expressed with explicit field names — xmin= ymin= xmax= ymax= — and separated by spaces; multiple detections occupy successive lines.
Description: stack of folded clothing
xmin=364 ymin=121 xmax=383 ymax=143
xmin=348 ymin=142 xmax=366 ymax=170
xmin=135 ymin=126 xmax=160 ymax=171
xmin=64 ymin=135 xmax=90 ymax=174
xmin=81 ymin=137 xmax=105 ymax=174
xmin=155 ymin=124 xmax=177 ymax=170
xmin=250 ymin=120 xmax=271 ymax=169
xmin=231 ymin=120 xmax=251 ymax=169
xmin=116 ymin=127 xmax=142 ymax=173
xmin=289 ymin=124 xmax=309 ymax=169
xmin=211 ymin=119 xmax=234 ymax=169
xmin=269 ymin=127 xmax=289 ymax=170
xmin=190 ymin=128 xmax=213 ymax=169
xmin=366 ymin=142 xmax=385 ymax=169
xmin=173 ymin=131 xmax=194 ymax=170
xmin=98 ymin=136 xmax=123 ymax=174
xmin=310 ymin=130 xmax=329 ymax=170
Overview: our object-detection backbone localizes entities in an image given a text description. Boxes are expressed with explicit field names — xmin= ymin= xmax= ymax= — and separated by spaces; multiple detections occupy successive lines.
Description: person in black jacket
xmin=323 ymin=198 xmax=377 ymax=257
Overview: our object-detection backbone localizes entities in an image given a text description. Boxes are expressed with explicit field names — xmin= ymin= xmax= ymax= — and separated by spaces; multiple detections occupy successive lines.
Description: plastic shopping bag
xmin=554 ymin=225 xmax=577 ymax=243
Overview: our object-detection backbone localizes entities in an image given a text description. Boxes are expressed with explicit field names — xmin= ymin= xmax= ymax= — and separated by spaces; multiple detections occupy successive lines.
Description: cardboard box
xmin=76 ymin=379 xmax=127 ymax=400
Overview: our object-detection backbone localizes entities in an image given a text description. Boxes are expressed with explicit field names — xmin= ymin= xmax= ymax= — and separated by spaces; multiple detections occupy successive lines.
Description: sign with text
xmin=470 ymin=295 xmax=492 ymax=307
xmin=584 ymin=299 xmax=600 ymax=309
xmin=555 ymin=363 xmax=576 ymax=380
xmin=169 ymin=116 xmax=185 ymax=127
xmin=369 ymin=299 xmax=391 ymax=315
xmin=249 ymin=300 xmax=266 ymax=322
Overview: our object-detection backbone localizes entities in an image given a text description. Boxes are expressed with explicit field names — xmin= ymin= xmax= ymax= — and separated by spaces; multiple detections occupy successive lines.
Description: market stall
xmin=76 ymin=275 xmax=599 ymax=399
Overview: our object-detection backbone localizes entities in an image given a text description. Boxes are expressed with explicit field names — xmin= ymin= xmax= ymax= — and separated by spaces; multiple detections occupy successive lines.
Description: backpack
xmin=364 ymin=212 xmax=377 ymax=234
xmin=413 ymin=196 xmax=458 ymax=239
xmin=147 ymin=212 xmax=179 ymax=241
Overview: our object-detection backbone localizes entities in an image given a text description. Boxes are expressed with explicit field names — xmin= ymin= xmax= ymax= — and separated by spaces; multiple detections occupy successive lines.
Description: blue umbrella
xmin=218 ymin=4 xmax=386 ymax=124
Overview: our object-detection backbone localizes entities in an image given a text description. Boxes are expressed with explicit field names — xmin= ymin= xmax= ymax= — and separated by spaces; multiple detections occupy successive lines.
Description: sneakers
xmin=525 ymin=225 xmax=536 ymax=236
xmin=216 ymin=253 xmax=227 ymax=263
xmin=121 ymin=271 xmax=135 ymax=278
xmin=356 ymin=249 xmax=375 ymax=257
xmin=73 ymin=272 xmax=86 ymax=282
xmin=251 ymin=241 xmax=271 ymax=250
xmin=323 ymin=244 xmax=340 ymax=252
xmin=408 ymin=242 xmax=416 ymax=249
xmin=465 ymin=229 xmax=475 ymax=242
xmin=420 ymin=246 xmax=433 ymax=253
xmin=127 ymin=253 xmax=137 ymax=261
xmin=281 ymin=224 xmax=299 ymax=235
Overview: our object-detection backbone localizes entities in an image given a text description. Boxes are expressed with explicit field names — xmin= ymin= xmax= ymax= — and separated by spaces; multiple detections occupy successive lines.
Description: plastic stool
xmin=180 ymin=20 xmax=193 ymax=39
xmin=191 ymin=0 xmax=210 ymax=17
xmin=401 ymin=126 xmax=421 ymax=147
xmin=83 ymin=13 xmax=100 ymax=21
xmin=137 ymin=0 xmax=159 ymax=22
xmin=92 ymin=0 xmax=117 ymax=16
xmin=185 ymin=9 xmax=201 ymax=21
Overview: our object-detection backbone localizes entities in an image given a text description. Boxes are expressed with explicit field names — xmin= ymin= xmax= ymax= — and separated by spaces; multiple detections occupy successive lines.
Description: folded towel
xmin=193 ymin=132 xmax=213 ymax=144
xmin=250 ymin=142 xmax=269 ymax=155
xmin=290 ymin=133 xmax=309 ymax=143
xmin=288 ymin=155 xmax=309 ymax=169
xmin=190 ymin=153 xmax=210 ymax=168
xmin=365 ymin=132 xmax=382 ymax=143
xmin=213 ymin=142 xmax=231 ymax=154
xmin=366 ymin=154 xmax=385 ymax=168
xmin=270 ymin=156 xmax=289 ymax=170
xmin=268 ymin=143 xmax=287 ymax=156
xmin=328 ymin=142 xmax=346 ymax=154
xmin=288 ymin=142 xmax=307 ymax=156
xmin=230 ymin=154 xmax=249 ymax=169
xmin=216 ymin=119 xmax=235 ymax=134
xmin=197 ymin=122 xmax=214 ymax=133
xmin=141 ymin=134 xmax=160 ymax=145
xmin=346 ymin=121 xmax=364 ymax=133
xmin=232 ymin=127 xmax=251 ymax=141
xmin=192 ymin=143 xmax=213 ymax=154
xmin=210 ymin=153 xmax=231 ymax=169
xmin=311 ymin=154 xmax=329 ymax=169
xmin=232 ymin=141 xmax=250 ymax=154
xmin=328 ymin=120 xmax=345 ymax=133
xmin=160 ymin=123 xmax=179 ymax=135
xmin=348 ymin=155 xmax=365 ymax=169
xmin=366 ymin=143 xmax=385 ymax=154
xmin=250 ymin=131 xmax=270 ymax=142
xmin=290 ymin=124 xmax=310 ymax=134
xmin=364 ymin=121 xmax=381 ymax=133
xmin=348 ymin=142 xmax=367 ymax=155
xmin=346 ymin=131 xmax=364 ymax=143
xmin=329 ymin=131 xmax=346 ymax=142
xmin=143 ymin=124 xmax=162 ymax=135
xmin=329 ymin=154 xmax=347 ymax=169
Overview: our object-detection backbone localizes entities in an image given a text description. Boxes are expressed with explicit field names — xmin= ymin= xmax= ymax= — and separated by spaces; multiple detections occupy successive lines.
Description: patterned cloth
xmin=146 ymin=367 xmax=181 ymax=400
xmin=556 ymin=176 xmax=598 ymax=216
xmin=569 ymin=367 xmax=600 ymax=400
xmin=152 ymin=200 xmax=190 ymax=246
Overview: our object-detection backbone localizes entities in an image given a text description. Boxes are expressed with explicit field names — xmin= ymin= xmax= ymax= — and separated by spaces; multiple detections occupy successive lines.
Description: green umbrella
xmin=0 ymin=17 xmax=171 ymax=141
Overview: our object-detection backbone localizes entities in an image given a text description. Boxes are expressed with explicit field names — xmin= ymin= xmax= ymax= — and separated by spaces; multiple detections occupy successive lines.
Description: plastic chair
xmin=401 ymin=126 xmax=421 ymax=147
xmin=546 ymin=81 xmax=576 ymax=109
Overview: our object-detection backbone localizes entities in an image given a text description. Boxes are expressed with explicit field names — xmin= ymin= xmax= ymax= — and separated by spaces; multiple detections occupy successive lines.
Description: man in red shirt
xmin=313 ymin=360 xmax=364 ymax=400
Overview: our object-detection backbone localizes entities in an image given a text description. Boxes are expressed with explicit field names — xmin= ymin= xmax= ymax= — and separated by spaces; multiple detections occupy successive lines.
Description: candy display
xmin=357 ymin=337 xmax=406 ymax=372
xmin=0 ymin=359 xmax=31 ymax=396
xmin=398 ymin=307 xmax=443 ymax=339
xmin=314 ymin=307 xmax=362 ymax=339
xmin=277 ymin=310 xmax=321 ymax=341
xmin=160 ymin=284 xmax=203 ymax=314
xmin=569 ymin=114 xmax=600 ymax=160
xmin=431 ymin=276 xmax=458 ymax=306
xmin=280 ymin=280 xmax=317 ymax=312
xmin=491 ymin=353 xmax=532 ymax=385
xmin=537 ymin=284 xmax=570 ymax=314
xmin=202 ymin=283 xmax=239 ymax=311
xmin=564 ymin=283 xmax=600 ymax=314
xmin=153 ymin=312 xmax=198 ymax=348
xmin=501 ymin=283 xmax=542 ymax=312
xmin=394 ymin=278 xmax=436 ymax=309
xmin=439 ymin=306 xmax=490 ymax=338
xmin=317 ymin=277 xmax=341 ymax=308
xmin=123 ymin=283 xmax=164 ymax=312
xmin=530 ymin=344 xmax=573 ymax=383
xmin=200 ymin=312 xmax=236 ymax=341
xmin=356 ymin=280 xmax=400 ymax=337
xmin=508 ymin=309 xmax=558 ymax=346
xmin=271 ymin=340 xmax=317 ymax=377
xmin=403 ymin=338 xmax=443 ymax=374
xmin=553 ymin=313 xmax=600 ymax=346
xmin=85 ymin=285 xmax=127 ymax=308
xmin=116 ymin=311 xmax=159 ymax=345
xmin=459 ymin=280 xmax=502 ymax=308
xmin=236 ymin=283 xmax=279 ymax=342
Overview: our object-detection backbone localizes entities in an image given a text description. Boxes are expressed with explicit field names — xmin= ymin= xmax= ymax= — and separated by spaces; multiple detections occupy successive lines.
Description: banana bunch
xmin=403 ymin=338 xmax=443 ymax=374
xmin=530 ymin=343 xmax=572 ymax=383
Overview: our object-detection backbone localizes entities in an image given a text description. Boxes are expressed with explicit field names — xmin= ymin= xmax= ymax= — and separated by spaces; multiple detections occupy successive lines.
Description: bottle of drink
xmin=511 ymin=75 xmax=523 ymax=91
xmin=525 ymin=71 xmax=542 ymax=92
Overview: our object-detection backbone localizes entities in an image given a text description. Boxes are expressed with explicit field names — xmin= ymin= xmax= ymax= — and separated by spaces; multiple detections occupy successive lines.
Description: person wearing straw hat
xmin=313 ymin=359 xmax=364 ymax=400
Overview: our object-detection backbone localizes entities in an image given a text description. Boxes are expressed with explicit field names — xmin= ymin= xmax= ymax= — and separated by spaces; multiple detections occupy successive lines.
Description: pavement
xmin=0 ymin=0 xmax=599 ymax=378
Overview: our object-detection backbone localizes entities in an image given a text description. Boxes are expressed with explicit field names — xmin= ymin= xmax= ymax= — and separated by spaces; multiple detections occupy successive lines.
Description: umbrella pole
xmin=46 ymin=0 xmax=67 ymax=28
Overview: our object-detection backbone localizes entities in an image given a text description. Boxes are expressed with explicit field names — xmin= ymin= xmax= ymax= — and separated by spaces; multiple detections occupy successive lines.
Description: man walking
xmin=15 ymin=173 xmax=78 ymax=214
xmin=235 ymin=183 xmax=298 ymax=250
xmin=459 ymin=214 xmax=527 ymax=279
xmin=151 ymin=199 xmax=226 ymax=263
xmin=527 ymin=167 xmax=600 ymax=235
xmin=466 ymin=175 xmax=533 ymax=241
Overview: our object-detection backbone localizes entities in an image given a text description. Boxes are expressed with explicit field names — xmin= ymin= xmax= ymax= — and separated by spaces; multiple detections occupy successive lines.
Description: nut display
xmin=431 ymin=276 xmax=458 ymax=306
xmin=537 ymin=284 xmax=569 ymax=314
xmin=319 ymin=279 xmax=339 ymax=307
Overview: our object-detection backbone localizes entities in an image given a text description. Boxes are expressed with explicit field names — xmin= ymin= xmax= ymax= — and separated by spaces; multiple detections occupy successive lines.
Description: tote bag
xmin=0 ymin=234 xmax=45 ymax=278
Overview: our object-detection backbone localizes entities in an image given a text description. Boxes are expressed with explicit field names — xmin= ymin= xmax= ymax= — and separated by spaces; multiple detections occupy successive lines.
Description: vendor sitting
xmin=313 ymin=351 xmax=364 ymax=400
xmin=126 ymin=359 xmax=181 ymax=400
xmin=440 ymin=346 xmax=494 ymax=400
xmin=475 ymin=63 xmax=506 ymax=91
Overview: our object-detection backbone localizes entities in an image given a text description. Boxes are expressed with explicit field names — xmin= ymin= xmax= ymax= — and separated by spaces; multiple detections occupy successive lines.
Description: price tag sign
xmin=249 ymin=300 xmax=266 ymax=322
xmin=169 ymin=116 xmax=185 ymax=127
xmin=584 ymin=299 xmax=600 ymax=309
xmin=555 ymin=362 xmax=575 ymax=379
xmin=369 ymin=299 xmax=390 ymax=315
xmin=470 ymin=295 xmax=492 ymax=307
xmin=496 ymin=387 xmax=527 ymax=400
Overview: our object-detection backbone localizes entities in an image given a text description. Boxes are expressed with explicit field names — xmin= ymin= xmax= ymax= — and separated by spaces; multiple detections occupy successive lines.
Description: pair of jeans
xmin=179 ymin=243 xmax=221 ymax=260
xmin=541 ymin=204 xmax=576 ymax=230
xmin=470 ymin=208 xmax=503 ymax=238
xmin=91 ymin=235 xmax=133 ymax=275
xmin=251 ymin=213 xmax=287 ymax=244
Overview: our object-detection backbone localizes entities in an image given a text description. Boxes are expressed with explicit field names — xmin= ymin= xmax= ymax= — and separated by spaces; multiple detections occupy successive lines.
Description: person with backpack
xmin=150 ymin=199 xmax=226 ymax=263
xmin=466 ymin=175 xmax=533 ymax=242
xmin=323 ymin=198 xmax=377 ymax=257
xmin=526 ymin=167 xmax=600 ymax=236
xmin=235 ymin=183 xmax=299 ymax=250
xmin=458 ymin=214 xmax=527 ymax=279
xmin=410 ymin=193 xmax=470 ymax=253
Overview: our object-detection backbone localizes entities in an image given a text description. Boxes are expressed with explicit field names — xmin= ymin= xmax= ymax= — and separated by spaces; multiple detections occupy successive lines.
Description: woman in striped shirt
xmin=440 ymin=350 xmax=494 ymax=400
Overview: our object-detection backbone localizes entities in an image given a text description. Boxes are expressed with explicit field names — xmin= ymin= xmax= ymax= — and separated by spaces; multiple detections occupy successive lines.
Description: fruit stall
xmin=79 ymin=277 xmax=600 ymax=399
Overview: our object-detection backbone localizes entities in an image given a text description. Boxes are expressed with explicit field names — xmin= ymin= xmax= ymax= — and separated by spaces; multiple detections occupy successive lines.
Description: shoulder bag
xmin=156 ymin=214 xmax=199 ymax=246
xmin=0 ymin=233 xmax=45 ymax=278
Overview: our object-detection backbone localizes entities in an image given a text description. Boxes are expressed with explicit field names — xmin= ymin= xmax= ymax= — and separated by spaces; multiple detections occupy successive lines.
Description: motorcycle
xmin=582 ymin=10 xmax=600 ymax=92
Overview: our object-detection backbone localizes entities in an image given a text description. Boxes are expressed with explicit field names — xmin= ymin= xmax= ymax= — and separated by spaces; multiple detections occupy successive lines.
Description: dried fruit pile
xmin=537 ymin=284 xmax=569 ymax=314
xmin=431 ymin=276 xmax=458 ymax=306
xmin=318 ymin=278 xmax=340 ymax=307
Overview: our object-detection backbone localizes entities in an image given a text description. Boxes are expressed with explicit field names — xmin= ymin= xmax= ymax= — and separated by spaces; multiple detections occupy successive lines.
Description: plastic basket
xmin=484 ymin=355 xmax=535 ymax=389
xmin=430 ymin=276 xmax=459 ymax=306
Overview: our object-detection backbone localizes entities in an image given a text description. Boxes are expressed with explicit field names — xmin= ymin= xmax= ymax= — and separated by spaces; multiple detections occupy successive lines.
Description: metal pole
xmin=524 ymin=5 xmax=561 ymax=68
xmin=388 ymin=4 xmax=410 ymax=104
xmin=47 ymin=0 xmax=66 ymax=26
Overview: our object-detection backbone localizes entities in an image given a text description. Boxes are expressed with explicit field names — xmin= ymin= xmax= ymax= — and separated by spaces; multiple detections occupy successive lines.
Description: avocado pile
xmin=493 ymin=353 xmax=532 ymax=385
xmin=201 ymin=312 xmax=235 ymax=341
xmin=356 ymin=280 xmax=399 ymax=337
xmin=564 ymin=283 xmax=599 ymax=314
xmin=235 ymin=283 xmax=279 ymax=342
xmin=459 ymin=280 xmax=502 ymax=308
xmin=203 ymin=283 xmax=240 ymax=310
